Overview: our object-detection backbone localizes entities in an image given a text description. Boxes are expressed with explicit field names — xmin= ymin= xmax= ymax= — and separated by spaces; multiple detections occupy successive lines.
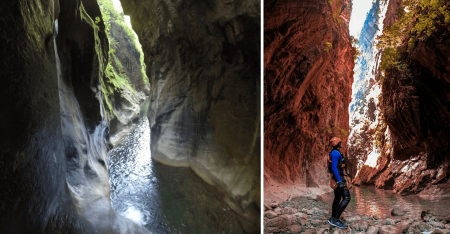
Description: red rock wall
xmin=264 ymin=0 xmax=355 ymax=189
xmin=376 ymin=22 xmax=450 ymax=194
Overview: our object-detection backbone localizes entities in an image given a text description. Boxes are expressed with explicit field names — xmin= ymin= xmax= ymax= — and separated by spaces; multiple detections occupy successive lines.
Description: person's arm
xmin=331 ymin=151 xmax=342 ymax=182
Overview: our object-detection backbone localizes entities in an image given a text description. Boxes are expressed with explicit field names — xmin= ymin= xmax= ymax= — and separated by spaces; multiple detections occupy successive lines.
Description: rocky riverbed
xmin=264 ymin=194 xmax=450 ymax=234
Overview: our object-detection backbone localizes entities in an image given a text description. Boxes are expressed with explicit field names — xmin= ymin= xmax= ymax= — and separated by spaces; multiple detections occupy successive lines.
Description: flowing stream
xmin=107 ymin=117 xmax=246 ymax=233
xmin=322 ymin=185 xmax=450 ymax=219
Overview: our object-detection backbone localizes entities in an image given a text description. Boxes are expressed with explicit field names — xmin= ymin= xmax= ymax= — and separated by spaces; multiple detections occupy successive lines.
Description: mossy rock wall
xmin=0 ymin=0 xmax=149 ymax=232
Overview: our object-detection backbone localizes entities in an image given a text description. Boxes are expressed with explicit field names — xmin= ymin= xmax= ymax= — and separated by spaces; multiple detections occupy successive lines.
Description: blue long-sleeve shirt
xmin=330 ymin=150 xmax=343 ymax=181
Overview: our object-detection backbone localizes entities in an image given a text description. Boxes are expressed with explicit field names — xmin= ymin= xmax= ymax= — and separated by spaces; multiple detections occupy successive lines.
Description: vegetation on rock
xmin=96 ymin=0 xmax=149 ymax=117
xmin=324 ymin=42 xmax=333 ymax=53
xmin=377 ymin=0 xmax=450 ymax=80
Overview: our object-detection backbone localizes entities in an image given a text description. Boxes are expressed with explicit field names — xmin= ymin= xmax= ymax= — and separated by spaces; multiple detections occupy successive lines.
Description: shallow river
xmin=322 ymin=185 xmax=450 ymax=219
xmin=107 ymin=118 xmax=246 ymax=233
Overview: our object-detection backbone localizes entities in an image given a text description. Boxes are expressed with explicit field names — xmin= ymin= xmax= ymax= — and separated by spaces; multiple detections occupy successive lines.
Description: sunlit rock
xmin=264 ymin=0 xmax=355 ymax=201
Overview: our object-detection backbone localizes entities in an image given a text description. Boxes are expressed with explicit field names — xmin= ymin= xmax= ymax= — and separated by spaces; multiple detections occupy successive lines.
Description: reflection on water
xmin=322 ymin=185 xmax=450 ymax=218
xmin=107 ymin=117 xmax=166 ymax=232
xmin=107 ymin=117 xmax=247 ymax=233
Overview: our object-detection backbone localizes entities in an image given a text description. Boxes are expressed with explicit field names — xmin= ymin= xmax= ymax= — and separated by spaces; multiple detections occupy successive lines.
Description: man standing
xmin=327 ymin=137 xmax=351 ymax=229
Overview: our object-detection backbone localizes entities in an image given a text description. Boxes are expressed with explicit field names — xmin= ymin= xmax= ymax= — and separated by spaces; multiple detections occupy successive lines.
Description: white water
xmin=107 ymin=117 xmax=166 ymax=231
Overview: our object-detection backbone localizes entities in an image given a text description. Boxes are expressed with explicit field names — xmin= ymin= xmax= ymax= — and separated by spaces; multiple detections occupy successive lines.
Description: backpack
xmin=327 ymin=150 xmax=352 ymax=190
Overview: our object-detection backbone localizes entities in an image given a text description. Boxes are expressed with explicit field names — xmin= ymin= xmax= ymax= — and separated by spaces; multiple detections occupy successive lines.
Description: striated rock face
xmin=119 ymin=0 xmax=261 ymax=231
xmin=0 ymin=0 xmax=148 ymax=232
xmin=349 ymin=0 xmax=450 ymax=195
xmin=264 ymin=0 xmax=355 ymax=196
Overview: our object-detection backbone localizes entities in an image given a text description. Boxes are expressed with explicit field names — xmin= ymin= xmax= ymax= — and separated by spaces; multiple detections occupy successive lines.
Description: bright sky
xmin=349 ymin=0 xmax=375 ymax=38
xmin=111 ymin=0 xmax=123 ymax=13
xmin=111 ymin=0 xmax=134 ymax=32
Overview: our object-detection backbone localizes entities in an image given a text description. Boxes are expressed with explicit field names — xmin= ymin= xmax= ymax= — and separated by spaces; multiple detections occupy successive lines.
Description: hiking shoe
xmin=328 ymin=218 xmax=337 ymax=227
xmin=334 ymin=219 xmax=348 ymax=229
xmin=328 ymin=218 xmax=347 ymax=229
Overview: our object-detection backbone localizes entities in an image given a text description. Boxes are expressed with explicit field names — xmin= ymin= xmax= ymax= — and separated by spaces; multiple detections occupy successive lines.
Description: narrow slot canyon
xmin=0 ymin=0 xmax=260 ymax=233
xmin=264 ymin=0 xmax=450 ymax=233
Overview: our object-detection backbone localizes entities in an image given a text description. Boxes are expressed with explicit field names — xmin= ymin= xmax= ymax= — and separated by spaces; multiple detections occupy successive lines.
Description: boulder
xmin=379 ymin=225 xmax=401 ymax=234
xmin=391 ymin=207 xmax=406 ymax=216
xmin=269 ymin=202 xmax=279 ymax=208
xmin=366 ymin=226 xmax=380 ymax=234
xmin=265 ymin=211 xmax=278 ymax=219
xmin=283 ymin=207 xmax=297 ymax=215
xmin=295 ymin=212 xmax=309 ymax=220
xmin=266 ymin=226 xmax=281 ymax=233
xmin=432 ymin=229 xmax=450 ymax=234
xmin=287 ymin=225 xmax=302 ymax=234
xmin=265 ymin=214 xmax=293 ymax=229
xmin=385 ymin=218 xmax=396 ymax=225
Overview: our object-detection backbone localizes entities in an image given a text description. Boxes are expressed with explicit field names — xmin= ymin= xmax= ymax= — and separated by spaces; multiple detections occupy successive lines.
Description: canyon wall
xmin=0 ymin=0 xmax=148 ymax=232
xmin=347 ymin=0 xmax=393 ymax=183
xmin=349 ymin=0 xmax=450 ymax=196
xmin=119 ymin=0 xmax=261 ymax=231
xmin=264 ymin=0 xmax=355 ymax=198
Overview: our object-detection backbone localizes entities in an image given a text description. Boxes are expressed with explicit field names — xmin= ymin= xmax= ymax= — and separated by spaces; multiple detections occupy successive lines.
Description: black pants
xmin=332 ymin=186 xmax=351 ymax=219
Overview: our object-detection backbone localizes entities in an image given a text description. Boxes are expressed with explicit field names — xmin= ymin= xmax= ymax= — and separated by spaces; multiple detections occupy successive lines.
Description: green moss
xmin=79 ymin=2 xmax=113 ymax=120
xmin=95 ymin=0 xmax=150 ymax=117
xmin=99 ymin=0 xmax=148 ymax=85
xmin=324 ymin=42 xmax=332 ymax=53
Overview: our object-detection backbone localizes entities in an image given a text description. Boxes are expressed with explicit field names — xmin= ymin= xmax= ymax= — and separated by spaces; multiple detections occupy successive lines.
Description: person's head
xmin=329 ymin=137 xmax=342 ymax=150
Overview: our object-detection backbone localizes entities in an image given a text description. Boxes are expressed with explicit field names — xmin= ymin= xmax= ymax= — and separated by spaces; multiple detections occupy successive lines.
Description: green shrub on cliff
xmin=97 ymin=0 xmax=149 ymax=117
xmin=324 ymin=42 xmax=332 ymax=53
xmin=377 ymin=0 xmax=450 ymax=78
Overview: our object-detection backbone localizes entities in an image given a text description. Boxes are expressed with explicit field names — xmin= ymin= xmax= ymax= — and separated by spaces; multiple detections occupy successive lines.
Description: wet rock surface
xmin=264 ymin=195 xmax=450 ymax=234
xmin=0 ymin=0 xmax=148 ymax=232
xmin=119 ymin=0 xmax=261 ymax=230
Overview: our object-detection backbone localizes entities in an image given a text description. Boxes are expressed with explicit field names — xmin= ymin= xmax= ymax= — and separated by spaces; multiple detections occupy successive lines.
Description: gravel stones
xmin=264 ymin=195 xmax=450 ymax=234
xmin=350 ymin=219 xmax=369 ymax=232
